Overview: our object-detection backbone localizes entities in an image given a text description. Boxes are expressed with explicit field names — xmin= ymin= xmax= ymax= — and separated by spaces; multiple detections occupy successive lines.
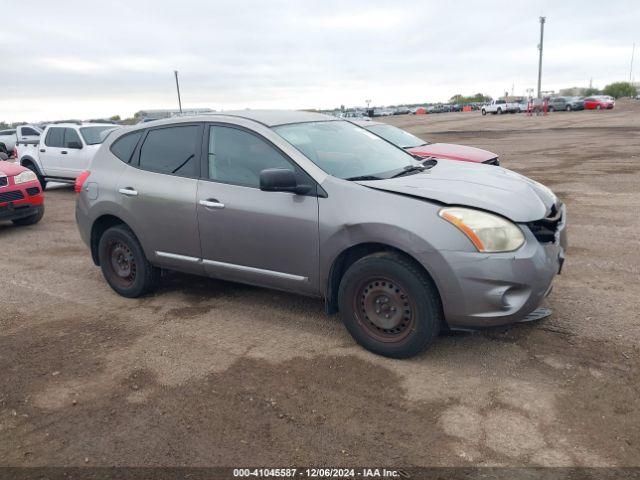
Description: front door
xmin=197 ymin=124 xmax=320 ymax=295
xmin=40 ymin=127 xmax=65 ymax=177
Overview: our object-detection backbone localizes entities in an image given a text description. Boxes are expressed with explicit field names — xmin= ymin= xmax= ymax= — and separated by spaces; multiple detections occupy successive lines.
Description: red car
xmin=0 ymin=160 xmax=45 ymax=226
xmin=584 ymin=96 xmax=615 ymax=110
xmin=354 ymin=120 xmax=500 ymax=165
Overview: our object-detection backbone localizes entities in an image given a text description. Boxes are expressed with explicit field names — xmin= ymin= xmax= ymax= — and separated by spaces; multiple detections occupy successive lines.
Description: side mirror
xmin=260 ymin=168 xmax=311 ymax=195
xmin=67 ymin=141 xmax=83 ymax=149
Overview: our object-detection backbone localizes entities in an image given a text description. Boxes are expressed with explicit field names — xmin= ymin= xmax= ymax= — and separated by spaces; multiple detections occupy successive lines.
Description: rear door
xmin=196 ymin=123 xmax=320 ymax=294
xmin=117 ymin=123 xmax=204 ymax=273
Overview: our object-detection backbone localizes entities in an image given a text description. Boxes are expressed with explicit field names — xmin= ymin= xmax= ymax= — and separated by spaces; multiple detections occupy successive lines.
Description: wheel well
xmin=90 ymin=215 xmax=126 ymax=266
xmin=325 ymin=243 xmax=442 ymax=318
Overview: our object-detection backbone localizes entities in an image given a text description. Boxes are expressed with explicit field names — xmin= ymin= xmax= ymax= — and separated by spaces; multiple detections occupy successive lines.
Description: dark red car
xmin=584 ymin=96 xmax=615 ymax=110
xmin=354 ymin=120 xmax=500 ymax=165
xmin=0 ymin=160 xmax=45 ymax=225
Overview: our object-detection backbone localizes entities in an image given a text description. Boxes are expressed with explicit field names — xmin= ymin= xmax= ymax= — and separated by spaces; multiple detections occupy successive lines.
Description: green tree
xmin=602 ymin=82 xmax=638 ymax=99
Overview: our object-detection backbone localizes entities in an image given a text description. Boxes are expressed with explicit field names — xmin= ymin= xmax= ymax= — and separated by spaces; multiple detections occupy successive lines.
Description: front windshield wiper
xmin=390 ymin=165 xmax=427 ymax=178
xmin=345 ymin=174 xmax=384 ymax=181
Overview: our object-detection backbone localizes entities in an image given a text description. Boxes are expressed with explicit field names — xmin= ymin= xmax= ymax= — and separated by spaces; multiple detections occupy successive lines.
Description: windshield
xmin=364 ymin=124 xmax=428 ymax=149
xmin=274 ymin=121 xmax=422 ymax=180
xmin=80 ymin=126 xmax=117 ymax=145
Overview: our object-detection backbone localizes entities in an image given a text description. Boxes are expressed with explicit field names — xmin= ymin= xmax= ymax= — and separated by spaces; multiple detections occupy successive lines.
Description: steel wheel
xmin=108 ymin=240 xmax=137 ymax=288
xmin=353 ymin=276 xmax=417 ymax=343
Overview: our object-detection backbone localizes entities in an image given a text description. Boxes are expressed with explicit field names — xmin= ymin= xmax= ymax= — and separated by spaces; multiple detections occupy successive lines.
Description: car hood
xmin=0 ymin=160 xmax=28 ymax=177
xmin=407 ymin=143 xmax=497 ymax=163
xmin=357 ymin=161 xmax=557 ymax=223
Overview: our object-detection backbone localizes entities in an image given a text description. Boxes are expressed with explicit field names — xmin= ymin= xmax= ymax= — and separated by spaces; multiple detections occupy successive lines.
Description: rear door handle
xmin=199 ymin=199 xmax=225 ymax=209
xmin=61 ymin=151 xmax=68 ymax=154
xmin=118 ymin=187 xmax=138 ymax=197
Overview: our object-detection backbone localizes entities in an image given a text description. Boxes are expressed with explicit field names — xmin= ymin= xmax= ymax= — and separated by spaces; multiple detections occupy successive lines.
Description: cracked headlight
xmin=439 ymin=207 xmax=525 ymax=252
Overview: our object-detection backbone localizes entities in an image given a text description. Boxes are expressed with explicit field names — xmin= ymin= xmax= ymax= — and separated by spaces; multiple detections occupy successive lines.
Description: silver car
xmin=76 ymin=110 xmax=567 ymax=358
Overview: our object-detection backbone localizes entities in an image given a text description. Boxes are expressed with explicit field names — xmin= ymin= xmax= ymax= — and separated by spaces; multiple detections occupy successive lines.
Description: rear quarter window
xmin=110 ymin=131 xmax=144 ymax=163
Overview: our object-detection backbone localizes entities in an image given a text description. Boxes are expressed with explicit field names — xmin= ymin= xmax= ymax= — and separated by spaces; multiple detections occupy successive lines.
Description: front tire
xmin=338 ymin=252 xmax=442 ymax=358
xmin=497 ymin=108 xmax=503 ymax=115
xmin=98 ymin=225 xmax=159 ymax=298
xmin=12 ymin=206 xmax=44 ymax=226
xmin=481 ymin=109 xmax=487 ymax=116
xmin=566 ymin=105 xmax=572 ymax=111
xmin=596 ymin=105 xmax=602 ymax=110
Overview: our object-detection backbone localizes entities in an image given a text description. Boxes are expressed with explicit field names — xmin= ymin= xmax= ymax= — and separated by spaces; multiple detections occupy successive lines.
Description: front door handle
xmin=118 ymin=187 xmax=138 ymax=197
xmin=199 ymin=199 xmax=225 ymax=209
xmin=39 ymin=149 xmax=46 ymax=153
xmin=61 ymin=151 xmax=68 ymax=154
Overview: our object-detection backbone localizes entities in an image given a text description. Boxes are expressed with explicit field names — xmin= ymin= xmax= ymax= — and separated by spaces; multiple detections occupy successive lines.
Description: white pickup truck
xmin=0 ymin=125 xmax=43 ymax=154
xmin=16 ymin=122 xmax=118 ymax=188
xmin=481 ymin=99 xmax=520 ymax=115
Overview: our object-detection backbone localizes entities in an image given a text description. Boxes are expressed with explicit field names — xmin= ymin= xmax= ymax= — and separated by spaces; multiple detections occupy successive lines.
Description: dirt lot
xmin=1 ymin=101 xmax=639 ymax=468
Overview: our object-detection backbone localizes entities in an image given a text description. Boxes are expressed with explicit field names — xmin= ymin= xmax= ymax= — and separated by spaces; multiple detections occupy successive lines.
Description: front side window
xmin=138 ymin=125 xmax=199 ymax=177
xmin=80 ymin=126 xmax=117 ymax=145
xmin=64 ymin=128 xmax=82 ymax=147
xmin=274 ymin=120 xmax=420 ymax=180
xmin=365 ymin=124 xmax=428 ymax=149
xmin=111 ymin=131 xmax=143 ymax=163
xmin=207 ymin=126 xmax=297 ymax=188
xmin=45 ymin=127 xmax=65 ymax=147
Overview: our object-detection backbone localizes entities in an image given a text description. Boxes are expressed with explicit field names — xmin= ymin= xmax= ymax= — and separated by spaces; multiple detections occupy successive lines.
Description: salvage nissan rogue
xmin=76 ymin=110 xmax=567 ymax=358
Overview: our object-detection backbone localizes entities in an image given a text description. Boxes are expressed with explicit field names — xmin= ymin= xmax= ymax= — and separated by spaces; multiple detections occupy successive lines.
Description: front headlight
xmin=439 ymin=207 xmax=525 ymax=252
xmin=13 ymin=170 xmax=37 ymax=184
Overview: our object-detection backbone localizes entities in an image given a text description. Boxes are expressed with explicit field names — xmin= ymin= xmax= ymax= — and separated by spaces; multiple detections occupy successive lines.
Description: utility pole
xmin=537 ymin=16 xmax=546 ymax=98
xmin=174 ymin=70 xmax=183 ymax=114
xmin=630 ymin=43 xmax=636 ymax=83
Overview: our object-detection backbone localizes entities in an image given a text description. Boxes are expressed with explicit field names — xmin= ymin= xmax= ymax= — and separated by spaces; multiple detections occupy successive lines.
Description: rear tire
xmin=12 ymin=206 xmax=44 ymax=226
xmin=548 ymin=106 xmax=555 ymax=112
xmin=338 ymin=252 xmax=442 ymax=358
xmin=596 ymin=105 xmax=602 ymax=110
xmin=481 ymin=109 xmax=487 ymax=116
xmin=98 ymin=225 xmax=159 ymax=298
xmin=497 ymin=108 xmax=503 ymax=115
xmin=566 ymin=105 xmax=572 ymax=111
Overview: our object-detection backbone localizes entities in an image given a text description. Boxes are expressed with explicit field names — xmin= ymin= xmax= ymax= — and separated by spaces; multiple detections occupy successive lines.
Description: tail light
xmin=75 ymin=170 xmax=91 ymax=193
xmin=11 ymin=147 xmax=17 ymax=158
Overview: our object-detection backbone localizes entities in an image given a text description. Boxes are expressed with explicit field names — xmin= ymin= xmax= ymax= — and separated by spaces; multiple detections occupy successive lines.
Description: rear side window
xmin=111 ymin=131 xmax=143 ymax=163
xmin=21 ymin=127 xmax=40 ymax=136
xmin=64 ymin=128 xmax=82 ymax=147
xmin=45 ymin=127 xmax=65 ymax=147
xmin=138 ymin=125 xmax=199 ymax=177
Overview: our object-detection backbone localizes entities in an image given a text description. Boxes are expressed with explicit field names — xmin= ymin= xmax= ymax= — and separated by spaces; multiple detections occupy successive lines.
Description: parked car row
xmin=482 ymin=95 xmax=615 ymax=116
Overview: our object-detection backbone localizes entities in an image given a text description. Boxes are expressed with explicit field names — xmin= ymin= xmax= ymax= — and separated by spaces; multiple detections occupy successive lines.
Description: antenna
xmin=174 ymin=70 xmax=183 ymax=114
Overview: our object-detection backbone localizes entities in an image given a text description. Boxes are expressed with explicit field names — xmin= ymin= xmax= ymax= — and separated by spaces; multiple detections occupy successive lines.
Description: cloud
xmin=1 ymin=0 xmax=639 ymax=121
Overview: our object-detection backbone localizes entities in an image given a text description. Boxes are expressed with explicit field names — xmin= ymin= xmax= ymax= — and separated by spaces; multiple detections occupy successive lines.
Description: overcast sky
xmin=1 ymin=0 xmax=638 ymax=122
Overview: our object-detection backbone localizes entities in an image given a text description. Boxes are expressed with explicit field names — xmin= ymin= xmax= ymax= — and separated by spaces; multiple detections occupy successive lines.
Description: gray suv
xmin=76 ymin=111 xmax=567 ymax=358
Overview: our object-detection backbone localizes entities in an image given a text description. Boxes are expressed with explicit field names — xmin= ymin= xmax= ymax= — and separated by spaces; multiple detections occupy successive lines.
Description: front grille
xmin=26 ymin=186 xmax=40 ymax=196
xmin=483 ymin=157 xmax=500 ymax=166
xmin=0 ymin=176 xmax=7 ymax=187
xmin=0 ymin=190 xmax=25 ymax=203
xmin=528 ymin=203 xmax=562 ymax=243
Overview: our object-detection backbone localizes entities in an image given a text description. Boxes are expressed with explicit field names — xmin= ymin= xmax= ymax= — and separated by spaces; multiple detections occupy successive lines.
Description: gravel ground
xmin=1 ymin=101 xmax=639 ymax=467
